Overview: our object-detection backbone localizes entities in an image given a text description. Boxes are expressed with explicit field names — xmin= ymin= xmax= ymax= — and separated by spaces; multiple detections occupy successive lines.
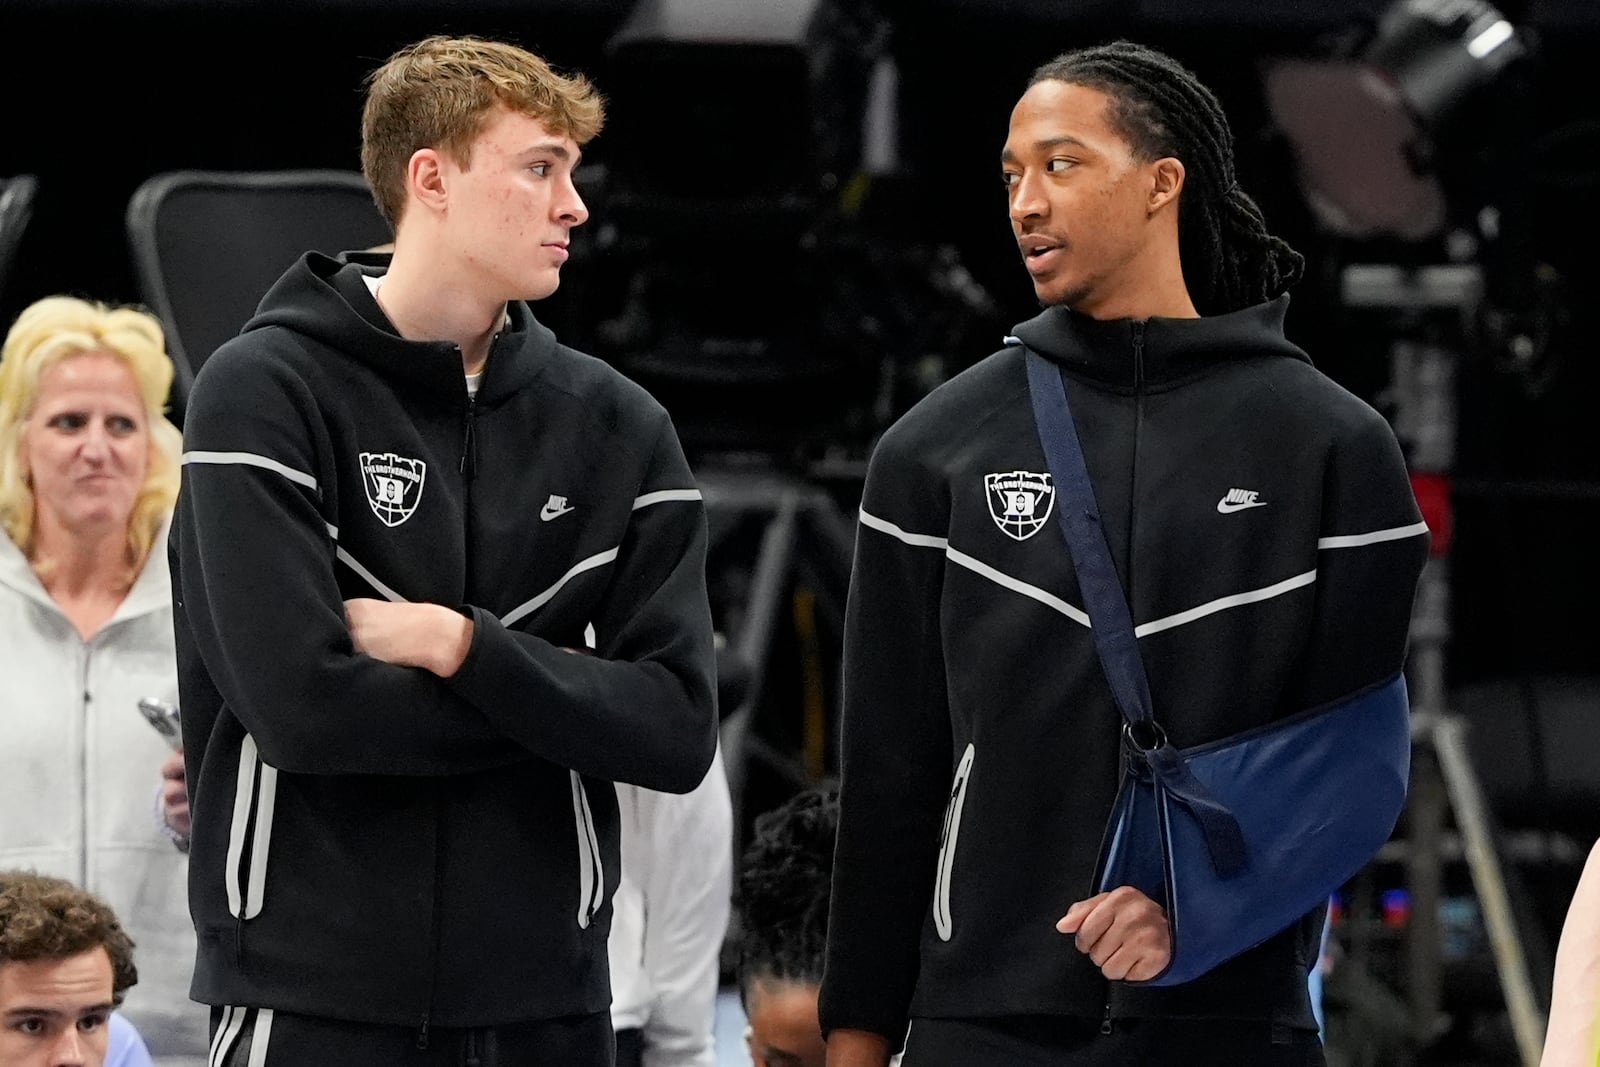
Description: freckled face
xmin=438 ymin=105 xmax=589 ymax=302
xmin=1002 ymin=80 xmax=1163 ymax=313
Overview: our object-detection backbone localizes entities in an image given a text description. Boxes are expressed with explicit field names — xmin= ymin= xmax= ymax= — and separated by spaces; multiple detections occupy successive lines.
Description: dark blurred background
xmin=4 ymin=2 xmax=1599 ymax=1062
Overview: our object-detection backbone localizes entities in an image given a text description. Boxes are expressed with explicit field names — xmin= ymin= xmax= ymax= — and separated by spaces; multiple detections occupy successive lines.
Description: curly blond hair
xmin=0 ymin=296 xmax=182 ymax=584
xmin=362 ymin=34 xmax=606 ymax=228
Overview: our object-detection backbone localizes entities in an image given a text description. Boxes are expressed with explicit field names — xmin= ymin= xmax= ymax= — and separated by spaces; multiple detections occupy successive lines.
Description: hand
xmin=160 ymin=748 xmax=191 ymax=839
xmin=825 ymin=1029 xmax=893 ymax=1067
xmin=345 ymin=598 xmax=473 ymax=677
xmin=1056 ymin=885 xmax=1172 ymax=982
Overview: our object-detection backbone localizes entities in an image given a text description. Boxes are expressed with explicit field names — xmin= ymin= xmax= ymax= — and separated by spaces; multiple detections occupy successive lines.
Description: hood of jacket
xmin=1009 ymin=293 xmax=1311 ymax=392
xmin=241 ymin=251 xmax=560 ymax=409
xmin=0 ymin=516 xmax=173 ymax=626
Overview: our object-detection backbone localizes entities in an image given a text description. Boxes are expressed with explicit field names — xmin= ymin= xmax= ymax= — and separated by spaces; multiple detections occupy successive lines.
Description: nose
xmin=556 ymin=173 xmax=589 ymax=228
xmin=1009 ymin=168 xmax=1047 ymax=226
xmin=78 ymin=422 xmax=111 ymax=463
xmin=50 ymin=1026 xmax=86 ymax=1066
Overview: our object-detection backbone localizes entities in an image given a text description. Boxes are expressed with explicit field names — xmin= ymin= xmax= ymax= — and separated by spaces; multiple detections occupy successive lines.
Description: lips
xmin=1018 ymin=234 xmax=1067 ymax=276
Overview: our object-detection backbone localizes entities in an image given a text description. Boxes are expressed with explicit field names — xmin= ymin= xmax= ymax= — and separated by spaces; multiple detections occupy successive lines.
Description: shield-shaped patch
xmin=360 ymin=451 xmax=427 ymax=527
xmin=984 ymin=470 xmax=1054 ymax=541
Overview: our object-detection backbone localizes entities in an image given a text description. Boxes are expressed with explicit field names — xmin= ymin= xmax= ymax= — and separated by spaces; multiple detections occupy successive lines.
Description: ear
xmin=407 ymin=147 xmax=449 ymax=216
xmin=1148 ymin=156 xmax=1186 ymax=215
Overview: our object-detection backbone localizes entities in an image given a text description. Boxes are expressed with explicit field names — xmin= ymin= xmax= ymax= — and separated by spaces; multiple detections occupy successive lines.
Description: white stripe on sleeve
xmin=633 ymin=488 xmax=703 ymax=510
xmin=182 ymin=450 xmax=319 ymax=492
xmin=858 ymin=508 xmax=949 ymax=549
xmin=1317 ymin=520 xmax=1430 ymax=550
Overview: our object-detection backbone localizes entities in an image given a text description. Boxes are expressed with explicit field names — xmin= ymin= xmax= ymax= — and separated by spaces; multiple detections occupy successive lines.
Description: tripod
xmin=700 ymin=459 xmax=859 ymax=847
xmin=1343 ymin=263 xmax=1546 ymax=1067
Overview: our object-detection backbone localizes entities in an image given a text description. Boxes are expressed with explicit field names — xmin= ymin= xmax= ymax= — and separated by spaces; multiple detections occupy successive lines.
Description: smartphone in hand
xmin=137 ymin=697 xmax=182 ymax=750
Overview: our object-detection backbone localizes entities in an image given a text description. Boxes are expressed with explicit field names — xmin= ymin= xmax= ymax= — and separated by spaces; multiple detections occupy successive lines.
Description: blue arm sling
xmin=1023 ymin=348 xmax=1411 ymax=986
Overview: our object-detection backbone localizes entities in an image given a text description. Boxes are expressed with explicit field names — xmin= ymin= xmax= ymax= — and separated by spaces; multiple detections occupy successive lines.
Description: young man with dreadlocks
xmin=820 ymin=40 xmax=1427 ymax=1067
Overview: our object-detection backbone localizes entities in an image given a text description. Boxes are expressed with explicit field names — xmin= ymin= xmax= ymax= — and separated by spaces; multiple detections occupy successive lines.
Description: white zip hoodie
xmin=0 ymin=520 xmax=204 ymax=1056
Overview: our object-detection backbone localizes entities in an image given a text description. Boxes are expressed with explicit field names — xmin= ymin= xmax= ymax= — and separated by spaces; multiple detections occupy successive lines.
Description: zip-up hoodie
xmin=819 ymin=296 xmax=1427 ymax=1045
xmin=172 ymin=252 xmax=718 ymax=1030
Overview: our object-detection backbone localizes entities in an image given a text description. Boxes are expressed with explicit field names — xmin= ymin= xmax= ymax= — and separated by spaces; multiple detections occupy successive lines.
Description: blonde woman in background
xmin=0 ymin=296 xmax=203 ymax=1058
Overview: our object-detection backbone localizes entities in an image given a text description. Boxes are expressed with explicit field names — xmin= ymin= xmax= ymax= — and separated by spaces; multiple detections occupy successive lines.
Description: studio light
xmin=1262 ymin=0 xmax=1527 ymax=241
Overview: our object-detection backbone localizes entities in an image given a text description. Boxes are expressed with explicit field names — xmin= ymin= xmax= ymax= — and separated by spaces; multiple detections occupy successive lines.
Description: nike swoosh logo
xmin=540 ymin=504 xmax=575 ymax=521
xmin=1216 ymin=499 xmax=1268 ymax=514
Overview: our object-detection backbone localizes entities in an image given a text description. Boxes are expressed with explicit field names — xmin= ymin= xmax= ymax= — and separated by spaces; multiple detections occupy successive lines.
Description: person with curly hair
xmin=735 ymin=782 xmax=842 ymax=1067
xmin=0 ymin=869 xmax=152 ymax=1067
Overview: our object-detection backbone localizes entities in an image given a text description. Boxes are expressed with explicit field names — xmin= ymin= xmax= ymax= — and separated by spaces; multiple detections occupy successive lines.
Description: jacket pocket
xmin=224 ymin=734 xmax=278 ymax=920
xmin=933 ymin=743 xmax=975 ymax=942
xmin=570 ymin=770 xmax=605 ymax=929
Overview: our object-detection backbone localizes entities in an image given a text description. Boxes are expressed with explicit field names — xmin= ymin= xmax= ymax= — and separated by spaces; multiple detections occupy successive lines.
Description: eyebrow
xmin=4 ymin=1002 xmax=116 ymax=1020
xmin=1001 ymin=135 xmax=1091 ymax=163
xmin=520 ymin=142 xmax=581 ymax=166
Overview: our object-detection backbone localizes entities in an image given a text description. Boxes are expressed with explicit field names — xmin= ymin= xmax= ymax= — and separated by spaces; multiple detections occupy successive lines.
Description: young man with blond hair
xmin=172 ymin=35 xmax=718 ymax=1065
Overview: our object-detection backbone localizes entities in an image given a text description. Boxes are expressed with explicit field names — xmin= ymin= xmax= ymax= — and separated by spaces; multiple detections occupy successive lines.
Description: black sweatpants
xmin=900 ymin=1016 xmax=1326 ymax=1067
xmin=208 ymin=1005 xmax=616 ymax=1067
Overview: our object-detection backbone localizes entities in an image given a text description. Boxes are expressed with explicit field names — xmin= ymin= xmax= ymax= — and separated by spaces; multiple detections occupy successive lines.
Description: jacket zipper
xmin=422 ymin=370 xmax=480 ymax=1049
xmin=78 ymin=644 xmax=91 ymax=887
xmin=1128 ymin=321 xmax=1145 ymax=609
xmin=933 ymin=744 xmax=976 ymax=941
xmin=1101 ymin=1000 xmax=1114 ymax=1035
xmin=571 ymin=772 xmax=605 ymax=927
xmin=460 ymin=395 xmax=479 ymax=481
xmin=418 ymin=789 xmax=445 ymax=1049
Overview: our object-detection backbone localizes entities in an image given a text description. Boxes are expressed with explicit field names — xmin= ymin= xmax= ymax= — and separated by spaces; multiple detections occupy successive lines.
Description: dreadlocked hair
xmin=735 ymin=781 xmax=840 ymax=996
xmin=1030 ymin=40 xmax=1304 ymax=315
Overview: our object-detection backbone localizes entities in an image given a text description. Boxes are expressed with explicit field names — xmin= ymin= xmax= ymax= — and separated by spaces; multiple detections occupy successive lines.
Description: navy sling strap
xmin=1023 ymin=348 xmax=1411 ymax=986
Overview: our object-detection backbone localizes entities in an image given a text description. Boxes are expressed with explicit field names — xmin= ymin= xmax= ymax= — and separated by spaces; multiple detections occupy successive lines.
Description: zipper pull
xmin=417 ymin=1013 xmax=431 ymax=1050
xmin=1101 ymin=1002 xmax=1114 ymax=1035
xmin=1131 ymin=321 xmax=1146 ymax=390
xmin=459 ymin=399 xmax=478 ymax=481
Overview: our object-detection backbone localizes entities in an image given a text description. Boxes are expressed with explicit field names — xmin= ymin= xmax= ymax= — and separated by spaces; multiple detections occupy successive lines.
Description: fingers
xmin=1097 ymin=941 xmax=1142 ymax=982
xmin=1056 ymin=886 xmax=1171 ymax=982
xmin=160 ymin=751 xmax=186 ymax=779
xmin=1056 ymin=891 xmax=1107 ymax=934
xmin=161 ymin=777 xmax=191 ymax=837
xmin=1069 ymin=894 xmax=1120 ymax=957
xmin=1123 ymin=949 xmax=1172 ymax=983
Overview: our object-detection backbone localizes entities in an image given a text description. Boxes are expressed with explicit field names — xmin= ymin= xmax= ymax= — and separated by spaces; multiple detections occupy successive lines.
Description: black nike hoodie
xmin=173 ymin=252 xmax=718 ymax=1031
xmin=820 ymin=296 xmax=1427 ymax=1045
